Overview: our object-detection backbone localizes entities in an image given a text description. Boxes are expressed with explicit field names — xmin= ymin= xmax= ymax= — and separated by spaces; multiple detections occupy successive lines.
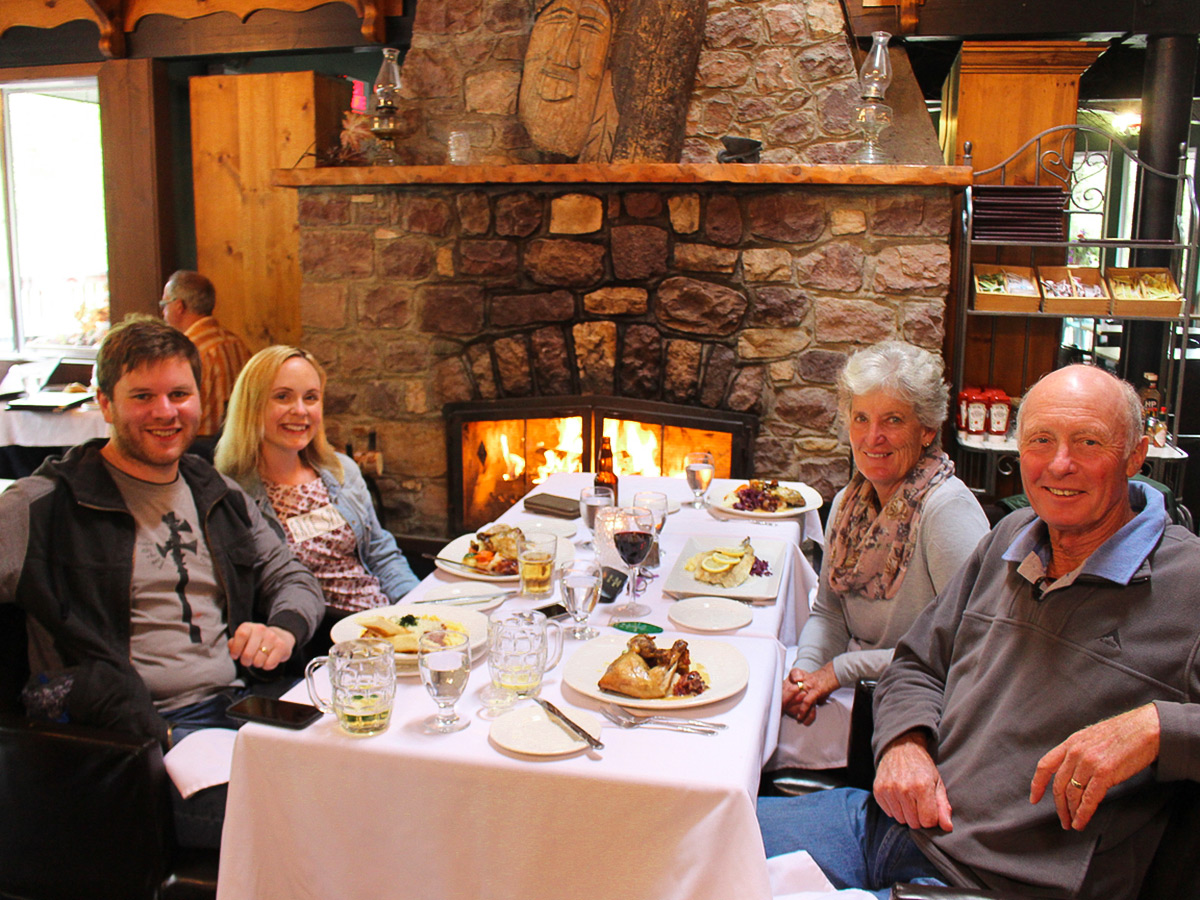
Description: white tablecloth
xmin=0 ymin=405 xmax=107 ymax=447
xmin=217 ymin=474 xmax=821 ymax=900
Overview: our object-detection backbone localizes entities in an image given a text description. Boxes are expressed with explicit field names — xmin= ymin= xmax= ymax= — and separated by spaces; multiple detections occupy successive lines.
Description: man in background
xmin=161 ymin=270 xmax=250 ymax=437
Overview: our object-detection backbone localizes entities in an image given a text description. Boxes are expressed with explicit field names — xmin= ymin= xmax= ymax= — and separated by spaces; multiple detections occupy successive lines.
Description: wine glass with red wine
xmin=610 ymin=506 xmax=655 ymax=618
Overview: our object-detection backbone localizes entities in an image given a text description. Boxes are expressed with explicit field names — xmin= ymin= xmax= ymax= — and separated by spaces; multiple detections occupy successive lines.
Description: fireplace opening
xmin=446 ymin=396 xmax=757 ymax=533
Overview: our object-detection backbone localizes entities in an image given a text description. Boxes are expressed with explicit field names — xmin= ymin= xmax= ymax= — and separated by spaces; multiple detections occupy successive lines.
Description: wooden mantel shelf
xmin=273 ymin=162 xmax=974 ymax=189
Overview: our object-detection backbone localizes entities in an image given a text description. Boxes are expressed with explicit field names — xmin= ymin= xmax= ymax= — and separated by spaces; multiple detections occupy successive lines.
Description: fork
xmin=603 ymin=703 xmax=727 ymax=731
xmin=598 ymin=704 xmax=719 ymax=735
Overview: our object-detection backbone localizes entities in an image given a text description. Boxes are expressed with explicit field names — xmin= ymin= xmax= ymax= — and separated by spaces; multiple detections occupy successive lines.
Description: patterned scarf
xmin=826 ymin=448 xmax=955 ymax=601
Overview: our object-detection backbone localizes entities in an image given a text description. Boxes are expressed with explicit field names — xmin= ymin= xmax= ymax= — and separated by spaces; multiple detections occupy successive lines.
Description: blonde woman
xmin=215 ymin=346 xmax=418 ymax=614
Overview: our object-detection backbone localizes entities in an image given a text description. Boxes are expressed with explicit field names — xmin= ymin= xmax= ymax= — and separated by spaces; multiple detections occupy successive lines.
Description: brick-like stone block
xmin=359 ymin=380 xmax=407 ymax=419
xmin=769 ymin=361 xmax=795 ymax=384
xmin=584 ymin=286 xmax=648 ymax=316
xmin=704 ymin=194 xmax=743 ymax=245
xmin=525 ymin=239 xmax=606 ymax=287
xmin=299 ymin=193 xmax=350 ymax=226
xmin=624 ymin=192 xmax=663 ymax=219
xmin=494 ymin=335 xmax=532 ymax=395
xmin=705 ymin=6 xmax=758 ymax=48
xmin=467 ymin=342 xmax=498 ymax=399
xmin=753 ymin=434 xmax=800 ymax=479
xmin=356 ymin=283 xmax=414 ymax=329
xmin=698 ymin=99 xmax=735 ymax=136
xmin=874 ymin=195 xmax=954 ymax=238
xmin=414 ymin=0 xmax=482 ymax=33
xmin=573 ymin=321 xmax=617 ymax=394
xmin=620 ymin=324 xmax=662 ymax=398
xmin=496 ymin=192 xmax=544 ymax=236
xmin=775 ymin=385 xmax=838 ymax=431
xmin=531 ymin=326 xmax=573 ymax=394
xmin=485 ymin=0 xmax=526 ymax=32
xmin=901 ymin=299 xmax=946 ymax=350
xmin=831 ymin=208 xmax=867 ymax=235
xmin=805 ymin=0 xmax=846 ymax=38
xmin=674 ymin=243 xmax=738 ymax=273
xmin=743 ymin=248 xmax=793 ymax=282
xmin=748 ymin=194 xmax=826 ymax=243
xmin=657 ymin=277 xmax=748 ymax=336
xmin=668 ymin=194 xmax=701 ymax=234
xmin=797 ymin=39 xmax=855 ymax=80
xmin=351 ymin=193 xmax=394 ymax=226
xmin=872 ymin=244 xmax=951 ymax=293
xmin=796 ymin=242 xmax=865 ymax=292
xmin=796 ymin=348 xmax=847 ymax=384
xmin=550 ymin=193 xmax=604 ymax=234
xmin=765 ymin=3 xmax=806 ymax=42
xmin=766 ymin=106 xmax=817 ymax=149
xmin=301 ymin=230 xmax=374 ymax=279
xmin=817 ymin=81 xmax=860 ymax=136
xmin=379 ymin=237 xmax=436 ymax=280
xmin=700 ymin=343 xmax=736 ymax=407
xmin=457 ymin=191 xmax=491 ymax=234
xmin=402 ymin=48 xmax=462 ymax=98
xmin=612 ymin=225 xmax=668 ymax=279
xmin=434 ymin=356 xmax=474 ymax=405
xmin=815 ymin=298 xmax=894 ymax=344
xmin=797 ymin=455 xmax=852 ymax=501
xmin=491 ymin=290 xmax=575 ymax=327
xmin=466 ymin=68 xmax=520 ymax=115
xmin=728 ymin=366 xmax=765 ymax=413
xmin=752 ymin=286 xmax=811 ymax=327
xmin=300 ymin=282 xmax=347 ymax=330
xmin=397 ymin=196 xmax=453 ymax=235
xmin=419 ymin=284 xmax=486 ymax=334
xmin=664 ymin=339 xmax=701 ymax=403
xmin=696 ymin=51 xmax=754 ymax=89
xmin=755 ymin=49 xmax=799 ymax=92
xmin=459 ymin=239 xmax=519 ymax=276
xmin=738 ymin=328 xmax=808 ymax=360
xmin=322 ymin=381 xmax=357 ymax=416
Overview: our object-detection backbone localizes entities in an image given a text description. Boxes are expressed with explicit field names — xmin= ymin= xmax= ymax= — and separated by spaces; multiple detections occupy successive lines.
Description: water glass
xmin=578 ymin=485 xmax=614 ymax=550
xmin=684 ymin=450 xmax=715 ymax=508
xmin=558 ymin=559 xmax=601 ymax=640
xmin=448 ymin=130 xmax=470 ymax=164
xmin=518 ymin=532 xmax=557 ymax=596
xmin=305 ymin=639 xmax=396 ymax=736
xmin=418 ymin=630 xmax=471 ymax=733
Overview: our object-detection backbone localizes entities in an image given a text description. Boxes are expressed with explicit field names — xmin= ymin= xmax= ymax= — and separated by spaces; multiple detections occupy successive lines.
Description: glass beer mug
xmin=487 ymin=609 xmax=564 ymax=700
xmin=305 ymin=639 xmax=396 ymax=736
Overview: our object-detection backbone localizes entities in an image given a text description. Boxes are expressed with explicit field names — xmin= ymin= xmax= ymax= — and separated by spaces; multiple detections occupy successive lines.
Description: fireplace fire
xmin=446 ymin=397 xmax=756 ymax=533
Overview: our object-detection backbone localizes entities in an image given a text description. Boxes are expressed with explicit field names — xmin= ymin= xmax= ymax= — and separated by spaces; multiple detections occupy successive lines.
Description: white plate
xmin=489 ymin=704 xmax=602 ymax=757
xmin=411 ymin=582 xmax=514 ymax=613
xmin=498 ymin=516 xmax=577 ymax=539
xmin=709 ymin=480 xmax=823 ymax=519
xmin=329 ymin=603 xmax=489 ymax=676
xmin=667 ymin=596 xmax=754 ymax=633
xmin=562 ymin=633 xmax=749 ymax=710
xmin=661 ymin=536 xmax=786 ymax=603
xmin=434 ymin=533 xmax=575 ymax=582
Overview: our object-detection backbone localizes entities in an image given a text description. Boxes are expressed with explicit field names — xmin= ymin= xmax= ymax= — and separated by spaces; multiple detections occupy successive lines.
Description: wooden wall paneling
xmin=98 ymin=57 xmax=175 ymax=323
xmin=190 ymin=71 xmax=349 ymax=350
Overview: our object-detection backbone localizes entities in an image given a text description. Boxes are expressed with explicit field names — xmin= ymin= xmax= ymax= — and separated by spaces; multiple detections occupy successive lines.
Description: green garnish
xmin=397 ymin=614 xmax=419 ymax=627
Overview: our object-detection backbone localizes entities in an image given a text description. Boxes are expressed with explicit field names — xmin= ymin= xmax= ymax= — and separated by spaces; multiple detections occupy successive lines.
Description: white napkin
xmin=163 ymin=727 xmax=239 ymax=798
xmin=767 ymin=850 xmax=879 ymax=899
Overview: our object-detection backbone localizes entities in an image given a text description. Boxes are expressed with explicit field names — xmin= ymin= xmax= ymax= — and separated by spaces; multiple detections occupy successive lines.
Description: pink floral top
xmin=264 ymin=477 xmax=389 ymax=613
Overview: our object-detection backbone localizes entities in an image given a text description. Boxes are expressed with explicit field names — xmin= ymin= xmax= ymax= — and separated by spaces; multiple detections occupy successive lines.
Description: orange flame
xmin=498 ymin=433 xmax=525 ymax=482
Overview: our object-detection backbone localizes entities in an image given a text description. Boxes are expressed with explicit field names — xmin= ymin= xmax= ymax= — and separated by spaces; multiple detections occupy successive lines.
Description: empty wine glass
xmin=558 ymin=559 xmax=602 ymax=640
xmin=684 ymin=451 xmax=715 ymax=508
xmin=632 ymin=490 xmax=668 ymax=569
xmin=610 ymin=506 xmax=654 ymax=618
xmin=418 ymin=630 xmax=471 ymax=733
xmin=578 ymin=485 xmax=614 ymax=551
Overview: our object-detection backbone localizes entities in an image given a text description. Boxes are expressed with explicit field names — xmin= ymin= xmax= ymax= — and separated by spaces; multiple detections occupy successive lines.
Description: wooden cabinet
xmin=190 ymin=71 xmax=349 ymax=350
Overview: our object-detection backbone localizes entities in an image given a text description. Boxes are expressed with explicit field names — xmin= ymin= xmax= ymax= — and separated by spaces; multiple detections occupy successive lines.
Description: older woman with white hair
xmin=768 ymin=341 xmax=990 ymax=772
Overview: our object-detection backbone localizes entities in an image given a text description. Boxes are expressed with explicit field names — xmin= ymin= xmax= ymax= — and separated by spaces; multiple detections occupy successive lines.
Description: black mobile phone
xmin=533 ymin=601 xmax=572 ymax=621
xmin=226 ymin=695 xmax=323 ymax=730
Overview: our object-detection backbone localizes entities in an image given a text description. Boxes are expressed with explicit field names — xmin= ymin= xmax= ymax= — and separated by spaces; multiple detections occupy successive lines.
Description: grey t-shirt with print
xmin=106 ymin=462 xmax=239 ymax=711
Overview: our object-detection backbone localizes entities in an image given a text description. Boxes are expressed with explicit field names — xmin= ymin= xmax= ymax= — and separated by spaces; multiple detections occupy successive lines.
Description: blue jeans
xmin=757 ymin=788 xmax=947 ymax=900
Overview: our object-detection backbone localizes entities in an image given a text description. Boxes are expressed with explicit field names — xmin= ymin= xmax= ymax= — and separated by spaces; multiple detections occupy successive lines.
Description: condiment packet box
xmin=972 ymin=263 xmax=1041 ymax=313
xmin=1037 ymin=266 xmax=1110 ymax=315
xmin=1105 ymin=268 xmax=1184 ymax=317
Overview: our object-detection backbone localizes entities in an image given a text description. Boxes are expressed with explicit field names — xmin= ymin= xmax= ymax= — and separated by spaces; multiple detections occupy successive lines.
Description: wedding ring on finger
xmin=1069 ymin=778 xmax=1084 ymax=790
xmin=259 ymin=645 xmax=270 ymax=655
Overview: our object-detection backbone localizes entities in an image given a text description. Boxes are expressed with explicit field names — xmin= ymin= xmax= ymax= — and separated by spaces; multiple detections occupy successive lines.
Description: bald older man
xmin=758 ymin=365 xmax=1200 ymax=899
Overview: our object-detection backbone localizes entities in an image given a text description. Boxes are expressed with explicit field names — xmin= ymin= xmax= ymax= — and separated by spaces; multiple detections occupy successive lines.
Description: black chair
xmin=0 ymin=607 xmax=218 ymax=900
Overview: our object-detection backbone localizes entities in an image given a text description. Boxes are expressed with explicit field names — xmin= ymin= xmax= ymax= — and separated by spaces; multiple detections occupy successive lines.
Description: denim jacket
xmin=239 ymin=452 xmax=419 ymax=604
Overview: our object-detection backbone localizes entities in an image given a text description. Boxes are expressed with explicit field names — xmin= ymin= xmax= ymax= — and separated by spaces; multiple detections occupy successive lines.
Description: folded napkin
xmin=767 ymin=850 xmax=878 ymax=899
xmin=163 ymin=727 xmax=239 ymax=798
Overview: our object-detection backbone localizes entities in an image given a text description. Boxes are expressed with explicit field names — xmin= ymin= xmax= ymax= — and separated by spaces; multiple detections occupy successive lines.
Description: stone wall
xmin=392 ymin=0 xmax=861 ymax=165
xmin=298 ymin=181 xmax=953 ymax=538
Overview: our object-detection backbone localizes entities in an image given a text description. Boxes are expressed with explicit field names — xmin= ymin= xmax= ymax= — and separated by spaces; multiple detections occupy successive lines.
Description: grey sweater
xmin=874 ymin=484 xmax=1200 ymax=899
xmin=792 ymin=475 xmax=988 ymax=686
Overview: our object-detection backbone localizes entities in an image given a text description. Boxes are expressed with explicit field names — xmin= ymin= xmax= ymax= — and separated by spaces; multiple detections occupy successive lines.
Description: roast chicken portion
xmin=597 ymin=635 xmax=705 ymax=699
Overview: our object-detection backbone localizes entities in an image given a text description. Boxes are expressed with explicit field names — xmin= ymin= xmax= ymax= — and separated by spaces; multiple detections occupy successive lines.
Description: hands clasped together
xmin=875 ymin=704 xmax=1161 ymax=833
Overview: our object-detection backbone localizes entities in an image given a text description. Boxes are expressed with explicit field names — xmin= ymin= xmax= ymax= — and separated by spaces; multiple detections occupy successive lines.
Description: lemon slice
xmin=714 ymin=547 xmax=747 ymax=558
xmin=710 ymin=552 xmax=742 ymax=565
xmin=700 ymin=557 xmax=734 ymax=574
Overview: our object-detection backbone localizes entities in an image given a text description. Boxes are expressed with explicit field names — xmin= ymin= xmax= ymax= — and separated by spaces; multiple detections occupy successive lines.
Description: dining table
xmin=216 ymin=473 xmax=823 ymax=900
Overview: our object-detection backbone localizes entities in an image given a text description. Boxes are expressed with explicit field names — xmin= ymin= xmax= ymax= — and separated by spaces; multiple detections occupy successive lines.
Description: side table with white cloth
xmin=0 ymin=405 xmax=108 ymax=478
xmin=217 ymin=474 xmax=822 ymax=900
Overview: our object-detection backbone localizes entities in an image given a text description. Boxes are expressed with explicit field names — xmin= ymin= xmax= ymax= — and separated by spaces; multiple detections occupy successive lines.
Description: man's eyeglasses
xmin=159 ymin=296 xmax=179 ymax=310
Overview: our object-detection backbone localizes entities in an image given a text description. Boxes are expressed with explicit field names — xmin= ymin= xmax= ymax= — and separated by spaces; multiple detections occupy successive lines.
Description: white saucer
xmin=502 ymin=516 xmax=578 ymax=539
xmin=489 ymin=704 xmax=602 ymax=757
xmin=667 ymin=596 xmax=754 ymax=632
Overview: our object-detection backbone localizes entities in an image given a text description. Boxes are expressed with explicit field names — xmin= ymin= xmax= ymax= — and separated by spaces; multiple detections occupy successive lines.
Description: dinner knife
xmin=534 ymin=698 xmax=604 ymax=750
xmin=421 ymin=553 xmax=496 ymax=575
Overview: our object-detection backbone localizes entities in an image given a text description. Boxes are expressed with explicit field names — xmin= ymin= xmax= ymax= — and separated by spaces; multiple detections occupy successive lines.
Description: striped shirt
xmin=184 ymin=316 xmax=251 ymax=436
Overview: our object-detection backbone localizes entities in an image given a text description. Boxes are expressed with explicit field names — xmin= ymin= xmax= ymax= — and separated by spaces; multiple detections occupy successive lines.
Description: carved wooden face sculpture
xmin=519 ymin=0 xmax=614 ymax=157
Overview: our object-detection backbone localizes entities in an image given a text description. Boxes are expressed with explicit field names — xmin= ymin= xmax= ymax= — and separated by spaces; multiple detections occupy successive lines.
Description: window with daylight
xmin=1 ymin=77 xmax=109 ymax=354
